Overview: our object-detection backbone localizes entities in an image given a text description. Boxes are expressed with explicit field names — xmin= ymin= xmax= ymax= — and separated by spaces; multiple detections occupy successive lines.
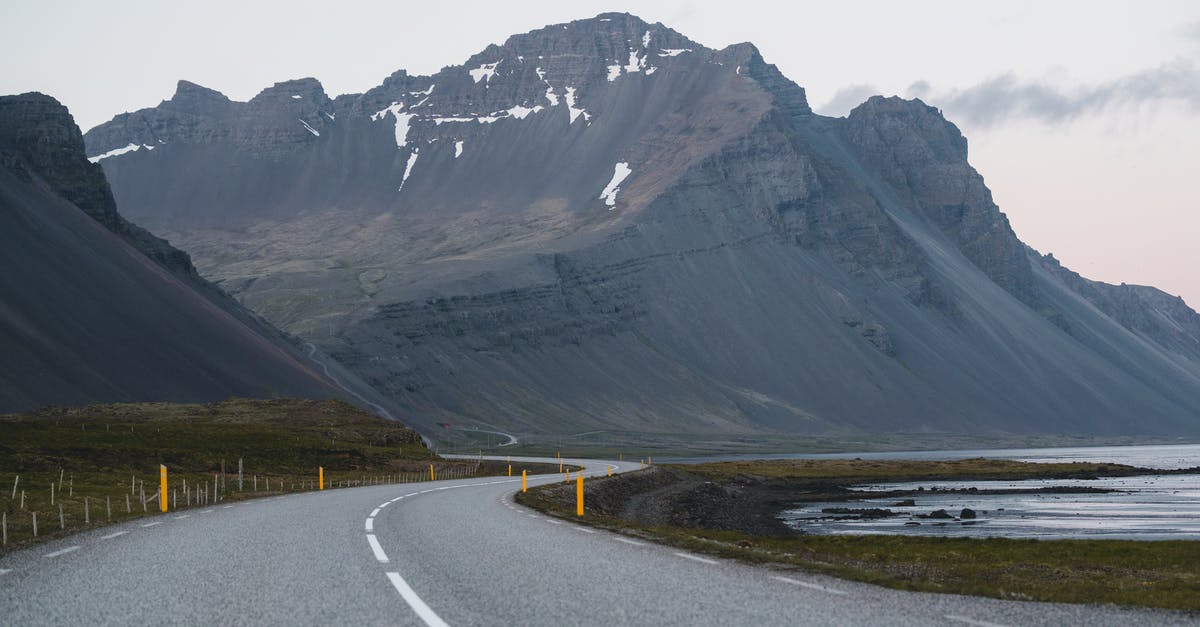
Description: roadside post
xmin=159 ymin=465 xmax=168 ymax=513
xmin=522 ymin=470 xmax=527 ymax=493
xmin=576 ymin=476 xmax=584 ymax=516
xmin=319 ymin=466 xmax=324 ymax=490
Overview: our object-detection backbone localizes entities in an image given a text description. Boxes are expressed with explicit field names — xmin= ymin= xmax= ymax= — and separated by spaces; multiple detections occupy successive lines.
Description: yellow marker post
xmin=508 ymin=464 xmax=512 ymax=477
xmin=576 ymin=476 xmax=584 ymax=517
xmin=429 ymin=464 xmax=435 ymax=481
xmin=521 ymin=470 xmax=527 ymax=493
xmin=319 ymin=466 xmax=324 ymax=490
xmin=159 ymin=465 xmax=168 ymax=513
xmin=607 ymin=466 xmax=612 ymax=477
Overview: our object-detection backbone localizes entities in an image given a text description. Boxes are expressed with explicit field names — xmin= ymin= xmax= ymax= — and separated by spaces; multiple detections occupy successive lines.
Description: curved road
xmin=0 ymin=457 xmax=1188 ymax=626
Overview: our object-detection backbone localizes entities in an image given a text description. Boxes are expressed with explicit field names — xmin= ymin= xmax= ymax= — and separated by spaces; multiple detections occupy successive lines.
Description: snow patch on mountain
xmin=659 ymin=48 xmax=692 ymax=57
xmin=606 ymin=64 xmax=622 ymax=82
xmin=564 ymin=87 xmax=590 ymax=124
xmin=469 ymin=62 xmax=501 ymax=84
xmin=299 ymin=119 xmax=320 ymax=136
xmin=398 ymin=148 xmax=419 ymax=192
xmin=599 ymin=161 xmax=631 ymax=207
xmin=454 ymin=140 xmax=464 ymax=158
xmin=87 ymin=143 xmax=154 ymax=163
xmin=506 ymin=104 xmax=544 ymax=119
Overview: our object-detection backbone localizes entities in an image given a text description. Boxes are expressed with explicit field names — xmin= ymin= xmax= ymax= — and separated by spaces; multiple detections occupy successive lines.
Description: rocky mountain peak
xmin=846 ymin=96 xmax=967 ymax=162
xmin=249 ymin=77 xmax=331 ymax=108
xmin=0 ymin=92 xmax=120 ymax=226
xmin=169 ymin=80 xmax=232 ymax=112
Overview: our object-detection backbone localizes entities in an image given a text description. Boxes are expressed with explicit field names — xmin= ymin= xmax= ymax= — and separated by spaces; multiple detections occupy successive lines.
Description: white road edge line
xmin=0 ymin=568 xmax=9 ymax=575
xmin=614 ymin=537 xmax=645 ymax=546
xmin=366 ymin=533 xmax=389 ymax=562
xmin=99 ymin=531 xmax=127 ymax=540
xmin=945 ymin=615 xmax=1011 ymax=627
xmin=572 ymin=526 xmax=596 ymax=534
xmin=44 ymin=546 xmax=81 ymax=558
xmin=386 ymin=572 xmax=450 ymax=627
xmin=773 ymin=576 xmax=847 ymax=595
xmin=141 ymin=521 xmax=162 ymax=528
xmin=674 ymin=552 xmax=718 ymax=565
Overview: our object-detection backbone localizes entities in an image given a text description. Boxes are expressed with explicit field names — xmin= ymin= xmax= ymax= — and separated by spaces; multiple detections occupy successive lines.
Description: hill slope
xmin=0 ymin=93 xmax=348 ymax=411
xmin=83 ymin=13 xmax=1200 ymax=443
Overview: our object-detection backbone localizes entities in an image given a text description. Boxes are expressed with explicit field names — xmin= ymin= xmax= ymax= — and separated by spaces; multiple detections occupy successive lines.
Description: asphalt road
xmin=0 ymin=456 xmax=1191 ymax=626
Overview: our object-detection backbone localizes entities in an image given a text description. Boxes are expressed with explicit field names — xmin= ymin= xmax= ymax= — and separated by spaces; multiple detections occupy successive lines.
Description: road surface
xmin=0 ymin=457 xmax=1189 ymax=626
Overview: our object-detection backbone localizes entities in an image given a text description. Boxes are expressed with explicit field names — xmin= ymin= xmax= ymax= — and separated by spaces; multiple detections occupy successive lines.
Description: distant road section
xmin=0 ymin=457 xmax=1186 ymax=626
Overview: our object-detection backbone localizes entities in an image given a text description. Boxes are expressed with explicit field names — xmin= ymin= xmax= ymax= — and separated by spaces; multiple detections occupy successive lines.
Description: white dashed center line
xmin=386 ymin=572 xmax=450 ymax=627
xmin=945 ymin=615 xmax=1010 ymax=627
xmin=365 ymin=518 xmax=374 ymax=531
xmin=773 ymin=576 xmax=846 ymax=595
xmin=99 ymin=531 xmax=127 ymax=540
xmin=44 ymin=546 xmax=81 ymax=558
xmin=366 ymin=533 xmax=389 ymax=562
xmin=674 ymin=552 xmax=718 ymax=565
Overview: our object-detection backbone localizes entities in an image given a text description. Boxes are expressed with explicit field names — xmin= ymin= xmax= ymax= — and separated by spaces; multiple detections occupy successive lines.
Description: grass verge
xmin=518 ymin=461 xmax=1200 ymax=612
xmin=0 ymin=398 xmax=560 ymax=554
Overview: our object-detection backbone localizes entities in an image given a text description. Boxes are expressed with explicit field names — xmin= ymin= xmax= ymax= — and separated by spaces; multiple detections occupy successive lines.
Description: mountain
xmin=0 ymin=92 xmax=352 ymax=412
xmin=83 ymin=13 xmax=1200 ymax=445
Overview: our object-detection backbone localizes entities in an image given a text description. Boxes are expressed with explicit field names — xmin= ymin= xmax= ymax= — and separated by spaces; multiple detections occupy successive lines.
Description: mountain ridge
xmin=79 ymin=13 xmax=1200 ymax=443
xmin=0 ymin=92 xmax=359 ymax=412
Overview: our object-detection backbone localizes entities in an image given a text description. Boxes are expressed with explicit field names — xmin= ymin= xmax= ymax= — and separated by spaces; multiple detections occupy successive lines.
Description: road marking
xmin=674 ymin=552 xmax=718 ymax=565
xmin=370 ymin=508 xmax=381 ymax=517
xmin=366 ymin=534 xmax=389 ymax=562
xmin=572 ymin=526 xmax=596 ymax=534
xmin=0 ymin=569 xmax=9 ymax=575
xmin=945 ymin=615 xmax=1011 ymax=627
xmin=141 ymin=521 xmax=162 ymax=528
xmin=614 ymin=537 xmax=645 ymax=546
xmin=365 ymin=518 xmax=374 ymax=531
xmin=100 ymin=531 xmax=127 ymax=540
xmin=223 ymin=505 xmax=233 ymax=509
xmin=201 ymin=509 xmax=214 ymax=514
xmin=545 ymin=520 xmax=563 ymax=525
xmin=173 ymin=514 xmax=190 ymax=519
xmin=379 ymin=502 xmax=389 ymax=509
xmin=773 ymin=576 xmax=847 ymax=595
xmin=386 ymin=572 xmax=450 ymax=627
xmin=44 ymin=546 xmax=81 ymax=558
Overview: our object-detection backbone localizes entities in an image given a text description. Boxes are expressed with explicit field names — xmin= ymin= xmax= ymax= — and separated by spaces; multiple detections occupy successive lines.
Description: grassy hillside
xmin=0 ymin=398 xmax=549 ymax=553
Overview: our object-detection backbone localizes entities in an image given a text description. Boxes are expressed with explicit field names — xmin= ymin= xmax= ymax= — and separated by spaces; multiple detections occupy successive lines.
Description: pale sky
xmin=3 ymin=1 xmax=1197 ymax=306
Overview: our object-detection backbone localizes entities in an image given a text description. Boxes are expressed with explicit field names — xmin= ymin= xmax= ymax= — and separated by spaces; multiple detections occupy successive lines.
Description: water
xmin=775 ymin=444 xmax=1200 ymax=540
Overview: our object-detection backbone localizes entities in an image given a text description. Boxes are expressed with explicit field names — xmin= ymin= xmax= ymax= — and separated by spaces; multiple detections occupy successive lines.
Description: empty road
xmin=0 ymin=456 xmax=1189 ymax=625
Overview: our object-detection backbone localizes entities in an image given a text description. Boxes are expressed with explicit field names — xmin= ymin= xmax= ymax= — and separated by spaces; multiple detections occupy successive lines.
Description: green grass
xmin=0 ymin=398 xmax=560 ymax=553
xmin=518 ymin=462 xmax=1200 ymax=611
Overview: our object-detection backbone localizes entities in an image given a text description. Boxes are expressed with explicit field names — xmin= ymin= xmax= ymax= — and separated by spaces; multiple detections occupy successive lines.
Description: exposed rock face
xmin=81 ymin=13 xmax=1200 ymax=442
xmin=0 ymin=93 xmax=353 ymax=412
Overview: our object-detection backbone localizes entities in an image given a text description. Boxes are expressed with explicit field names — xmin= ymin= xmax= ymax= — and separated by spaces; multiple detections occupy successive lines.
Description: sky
xmin=3 ymin=0 xmax=1197 ymax=306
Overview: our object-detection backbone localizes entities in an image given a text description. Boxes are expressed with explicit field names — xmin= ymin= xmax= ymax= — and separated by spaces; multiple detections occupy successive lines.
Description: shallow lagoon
xmin=778 ymin=444 xmax=1200 ymax=539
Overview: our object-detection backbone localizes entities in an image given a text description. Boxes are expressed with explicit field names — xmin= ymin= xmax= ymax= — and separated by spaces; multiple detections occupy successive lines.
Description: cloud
xmin=927 ymin=59 xmax=1200 ymax=127
xmin=813 ymin=83 xmax=879 ymax=116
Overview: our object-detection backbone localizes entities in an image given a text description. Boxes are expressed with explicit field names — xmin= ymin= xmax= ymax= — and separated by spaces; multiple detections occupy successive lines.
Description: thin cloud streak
xmin=816 ymin=58 xmax=1200 ymax=127
xmin=932 ymin=59 xmax=1200 ymax=127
